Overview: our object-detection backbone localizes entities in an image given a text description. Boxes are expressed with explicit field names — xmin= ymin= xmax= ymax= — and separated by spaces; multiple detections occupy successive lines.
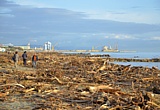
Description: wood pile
xmin=0 ymin=52 xmax=160 ymax=110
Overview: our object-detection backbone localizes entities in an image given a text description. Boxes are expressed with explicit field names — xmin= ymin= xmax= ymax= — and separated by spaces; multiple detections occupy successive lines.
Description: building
xmin=0 ymin=47 xmax=6 ymax=52
xmin=44 ymin=41 xmax=52 ymax=50
xmin=102 ymin=45 xmax=119 ymax=52
xmin=2 ymin=43 xmax=14 ymax=47
xmin=14 ymin=43 xmax=30 ymax=50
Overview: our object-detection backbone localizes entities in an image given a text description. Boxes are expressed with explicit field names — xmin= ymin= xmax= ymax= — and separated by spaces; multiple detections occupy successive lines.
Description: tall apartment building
xmin=44 ymin=41 xmax=52 ymax=50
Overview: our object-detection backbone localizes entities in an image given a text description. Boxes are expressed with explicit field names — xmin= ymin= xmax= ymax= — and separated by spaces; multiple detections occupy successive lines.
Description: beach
xmin=0 ymin=51 xmax=160 ymax=109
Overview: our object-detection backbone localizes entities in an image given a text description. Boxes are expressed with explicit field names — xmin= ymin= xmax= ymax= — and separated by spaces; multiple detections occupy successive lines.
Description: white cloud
xmin=30 ymin=39 xmax=37 ymax=42
xmin=105 ymin=34 xmax=137 ymax=40
xmin=150 ymin=36 xmax=160 ymax=40
xmin=105 ymin=36 xmax=109 ymax=38
xmin=85 ymin=10 xmax=160 ymax=24
xmin=115 ymin=35 xmax=121 ymax=39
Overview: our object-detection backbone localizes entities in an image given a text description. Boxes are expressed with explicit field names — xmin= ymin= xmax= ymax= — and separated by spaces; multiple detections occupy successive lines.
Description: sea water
xmin=62 ymin=51 xmax=160 ymax=69
xmin=90 ymin=52 xmax=160 ymax=59
xmin=90 ymin=52 xmax=160 ymax=69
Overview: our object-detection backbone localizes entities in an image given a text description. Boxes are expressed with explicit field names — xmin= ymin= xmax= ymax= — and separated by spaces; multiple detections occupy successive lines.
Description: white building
xmin=3 ymin=43 xmax=14 ymax=47
xmin=44 ymin=41 xmax=52 ymax=50
xmin=14 ymin=43 xmax=30 ymax=50
xmin=0 ymin=47 xmax=6 ymax=52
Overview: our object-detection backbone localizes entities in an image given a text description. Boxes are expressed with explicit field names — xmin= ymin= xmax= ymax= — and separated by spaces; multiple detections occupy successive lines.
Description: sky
xmin=0 ymin=0 xmax=160 ymax=52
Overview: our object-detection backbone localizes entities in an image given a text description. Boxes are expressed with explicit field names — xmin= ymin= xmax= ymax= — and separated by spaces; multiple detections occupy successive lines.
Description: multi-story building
xmin=44 ymin=41 xmax=52 ymax=50
xmin=14 ymin=43 xmax=30 ymax=50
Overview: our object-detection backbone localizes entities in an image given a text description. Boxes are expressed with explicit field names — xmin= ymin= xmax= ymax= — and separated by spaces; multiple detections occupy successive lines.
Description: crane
xmin=52 ymin=42 xmax=58 ymax=51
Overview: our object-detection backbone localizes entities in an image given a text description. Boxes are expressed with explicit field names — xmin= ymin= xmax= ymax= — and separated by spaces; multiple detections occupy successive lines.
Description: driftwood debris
xmin=0 ymin=83 xmax=25 ymax=88
xmin=0 ymin=52 xmax=160 ymax=109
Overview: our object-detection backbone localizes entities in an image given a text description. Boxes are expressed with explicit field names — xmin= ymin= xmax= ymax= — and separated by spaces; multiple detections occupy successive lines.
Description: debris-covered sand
xmin=0 ymin=52 xmax=160 ymax=110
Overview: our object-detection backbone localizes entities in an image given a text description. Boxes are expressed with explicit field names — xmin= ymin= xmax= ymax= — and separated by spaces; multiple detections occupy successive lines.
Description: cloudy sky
xmin=0 ymin=0 xmax=160 ymax=52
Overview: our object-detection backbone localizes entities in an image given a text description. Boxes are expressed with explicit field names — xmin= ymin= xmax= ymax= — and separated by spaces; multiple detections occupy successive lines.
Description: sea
xmin=63 ymin=51 xmax=160 ymax=69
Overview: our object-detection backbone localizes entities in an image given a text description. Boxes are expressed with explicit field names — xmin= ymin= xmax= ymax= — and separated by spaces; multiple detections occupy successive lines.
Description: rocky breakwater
xmin=0 ymin=52 xmax=160 ymax=110
xmin=109 ymin=57 xmax=160 ymax=62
